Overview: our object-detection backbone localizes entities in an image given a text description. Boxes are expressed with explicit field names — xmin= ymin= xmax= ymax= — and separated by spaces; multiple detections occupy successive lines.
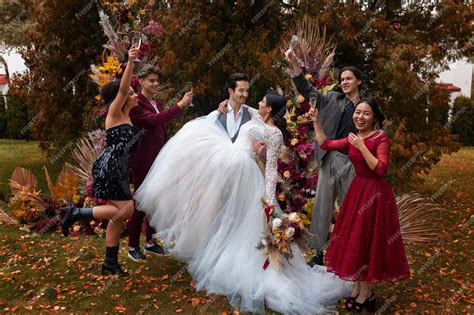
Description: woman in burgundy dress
xmin=309 ymin=98 xmax=409 ymax=312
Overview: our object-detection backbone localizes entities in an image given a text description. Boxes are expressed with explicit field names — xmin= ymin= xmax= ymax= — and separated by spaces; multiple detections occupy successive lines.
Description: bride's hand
xmin=218 ymin=99 xmax=229 ymax=113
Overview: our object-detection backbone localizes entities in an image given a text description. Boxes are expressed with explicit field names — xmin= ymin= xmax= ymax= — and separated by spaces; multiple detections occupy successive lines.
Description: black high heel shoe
xmin=353 ymin=292 xmax=376 ymax=313
xmin=345 ymin=295 xmax=358 ymax=310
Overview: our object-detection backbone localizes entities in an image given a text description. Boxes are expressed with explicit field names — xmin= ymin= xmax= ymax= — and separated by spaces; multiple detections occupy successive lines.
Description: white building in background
xmin=0 ymin=64 xmax=7 ymax=108
xmin=438 ymin=58 xmax=473 ymax=103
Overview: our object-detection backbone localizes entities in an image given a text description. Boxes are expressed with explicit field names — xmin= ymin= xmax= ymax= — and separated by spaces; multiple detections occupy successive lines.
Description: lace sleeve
xmin=320 ymin=137 xmax=350 ymax=151
xmin=373 ymin=134 xmax=391 ymax=177
xmin=264 ymin=127 xmax=283 ymax=205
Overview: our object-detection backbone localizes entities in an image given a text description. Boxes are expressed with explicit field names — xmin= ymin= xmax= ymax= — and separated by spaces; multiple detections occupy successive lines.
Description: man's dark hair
xmin=138 ymin=64 xmax=160 ymax=79
xmin=226 ymin=73 xmax=249 ymax=90
xmin=337 ymin=66 xmax=364 ymax=84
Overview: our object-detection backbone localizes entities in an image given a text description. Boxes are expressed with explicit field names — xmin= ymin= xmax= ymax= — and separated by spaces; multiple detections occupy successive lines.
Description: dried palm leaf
xmin=284 ymin=15 xmax=336 ymax=75
xmin=99 ymin=10 xmax=125 ymax=61
xmin=9 ymin=167 xmax=38 ymax=195
xmin=0 ymin=208 xmax=19 ymax=226
xmin=57 ymin=164 xmax=76 ymax=184
xmin=396 ymin=192 xmax=442 ymax=244
xmin=67 ymin=132 xmax=105 ymax=187
xmin=26 ymin=193 xmax=48 ymax=211
xmin=319 ymin=52 xmax=335 ymax=77
xmin=279 ymin=177 xmax=294 ymax=194
xmin=43 ymin=166 xmax=57 ymax=199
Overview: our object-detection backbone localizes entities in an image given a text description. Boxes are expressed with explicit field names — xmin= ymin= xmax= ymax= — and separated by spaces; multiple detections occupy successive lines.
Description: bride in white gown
xmin=135 ymin=93 xmax=350 ymax=313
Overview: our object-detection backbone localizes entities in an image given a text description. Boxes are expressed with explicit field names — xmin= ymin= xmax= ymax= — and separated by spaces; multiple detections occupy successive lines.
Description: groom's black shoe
xmin=308 ymin=251 xmax=324 ymax=267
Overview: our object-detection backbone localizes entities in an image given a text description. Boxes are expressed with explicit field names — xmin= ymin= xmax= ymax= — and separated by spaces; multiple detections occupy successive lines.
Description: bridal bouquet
xmin=257 ymin=199 xmax=311 ymax=271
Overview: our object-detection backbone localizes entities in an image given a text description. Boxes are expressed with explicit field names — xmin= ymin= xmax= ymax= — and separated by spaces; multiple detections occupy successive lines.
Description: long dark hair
xmin=265 ymin=93 xmax=287 ymax=133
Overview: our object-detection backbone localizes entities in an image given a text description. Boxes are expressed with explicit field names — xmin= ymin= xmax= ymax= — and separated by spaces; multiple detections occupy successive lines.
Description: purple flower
xmin=143 ymin=20 xmax=165 ymax=37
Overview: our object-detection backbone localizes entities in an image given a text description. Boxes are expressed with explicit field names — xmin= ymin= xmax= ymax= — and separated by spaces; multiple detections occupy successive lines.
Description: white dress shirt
xmin=226 ymin=104 xmax=244 ymax=138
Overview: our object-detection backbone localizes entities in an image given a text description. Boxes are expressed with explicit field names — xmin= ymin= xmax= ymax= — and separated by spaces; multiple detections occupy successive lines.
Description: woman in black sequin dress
xmin=61 ymin=46 xmax=140 ymax=277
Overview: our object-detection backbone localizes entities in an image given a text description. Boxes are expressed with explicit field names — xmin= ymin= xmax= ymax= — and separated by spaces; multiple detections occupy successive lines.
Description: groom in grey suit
xmin=286 ymin=50 xmax=362 ymax=266
xmin=217 ymin=73 xmax=252 ymax=141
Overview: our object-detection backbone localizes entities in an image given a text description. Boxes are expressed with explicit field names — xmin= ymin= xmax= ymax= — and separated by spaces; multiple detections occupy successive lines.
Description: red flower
xmin=300 ymin=100 xmax=311 ymax=112
xmin=138 ymin=42 xmax=152 ymax=58
xmin=119 ymin=6 xmax=129 ymax=24
xmin=131 ymin=77 xmax=140 ymax=91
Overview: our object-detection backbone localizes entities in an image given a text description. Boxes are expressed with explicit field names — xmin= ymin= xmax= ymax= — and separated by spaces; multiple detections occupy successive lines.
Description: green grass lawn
xmin=0 ymin=139 xmax=67 ymax=199
xmin=0 ymin=141 xmax=472 ymax=313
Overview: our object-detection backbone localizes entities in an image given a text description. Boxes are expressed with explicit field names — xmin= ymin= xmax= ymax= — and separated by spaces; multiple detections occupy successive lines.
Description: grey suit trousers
xmin=310 ymin=150 xmax=355 ymax=249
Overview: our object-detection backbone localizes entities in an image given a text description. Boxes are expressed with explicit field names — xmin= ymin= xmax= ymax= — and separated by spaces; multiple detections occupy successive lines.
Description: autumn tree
xmin=7 ymin=0 xmax=473 ymax=191
xmin=147 ymin=1 xmax=294 ymax=114
xmin=8 ymin=0 xmax=105 ymax=154
xmin=451 ymin=96 xmax=474 ymax=146
xmin=289 ymin=0 xmax=473 ymax=190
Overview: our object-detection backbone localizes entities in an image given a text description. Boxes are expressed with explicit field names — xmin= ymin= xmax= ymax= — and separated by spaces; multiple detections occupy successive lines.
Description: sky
xmin=0 ymin=48 xmax=27 ymax=75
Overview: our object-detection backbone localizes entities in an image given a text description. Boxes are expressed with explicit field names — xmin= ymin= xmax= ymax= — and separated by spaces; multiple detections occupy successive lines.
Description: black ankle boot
xmin=61 ymin=206 xmax=94 ymax=237
xmin=102 ymin=246 xmax=129 ymax=277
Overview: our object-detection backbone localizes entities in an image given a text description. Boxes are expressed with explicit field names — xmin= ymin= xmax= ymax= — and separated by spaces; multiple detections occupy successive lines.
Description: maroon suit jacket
xmin=130 ymin=92 xmax=181 ymax=171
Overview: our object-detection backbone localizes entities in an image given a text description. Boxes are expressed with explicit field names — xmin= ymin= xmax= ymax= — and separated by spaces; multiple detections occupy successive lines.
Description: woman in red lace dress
xmin=309 ymin=98 xmax=409 ymax=312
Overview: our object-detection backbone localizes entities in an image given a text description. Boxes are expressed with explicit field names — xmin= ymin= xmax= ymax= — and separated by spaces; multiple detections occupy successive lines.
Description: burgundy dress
xmin=322 ymin=131 xmax=410 ymax=284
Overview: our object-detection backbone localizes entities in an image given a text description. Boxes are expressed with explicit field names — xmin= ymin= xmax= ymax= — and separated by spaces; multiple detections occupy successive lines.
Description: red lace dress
xmin=322 ymin=131 xmax=410 ymax=284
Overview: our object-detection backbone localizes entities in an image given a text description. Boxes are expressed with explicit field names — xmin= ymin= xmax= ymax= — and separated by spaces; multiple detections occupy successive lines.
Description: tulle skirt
xmin=135 ymin=116 xmax=350 ymax=313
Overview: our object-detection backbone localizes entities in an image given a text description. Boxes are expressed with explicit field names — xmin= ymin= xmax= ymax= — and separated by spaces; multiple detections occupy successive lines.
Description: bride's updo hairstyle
xmin=101 ymin=80 xmax=121 ymax=108
xmin=265 ymin=93 xmax=287 ymax=132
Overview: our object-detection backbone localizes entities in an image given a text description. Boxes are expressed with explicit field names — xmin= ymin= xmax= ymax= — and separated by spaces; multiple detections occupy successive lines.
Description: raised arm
xmin=264 ymin=128 xmax=283 ymax=205
xmin=107 ymin=46 xmax=138 ymax=119
xmin=129 ymin=91 xmax=192 ymax=127
xmin=285 ymin=50 xmax=327 ymax=110
xmin=130 ymin=102 xmax=182 ymax=127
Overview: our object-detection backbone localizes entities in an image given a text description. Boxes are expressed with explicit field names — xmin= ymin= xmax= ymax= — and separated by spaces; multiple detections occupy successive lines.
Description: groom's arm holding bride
xmin=217 ymin=101 xmax=267 ymax=157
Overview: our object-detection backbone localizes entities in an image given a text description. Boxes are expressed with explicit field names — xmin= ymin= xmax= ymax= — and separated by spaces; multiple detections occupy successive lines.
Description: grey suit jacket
xmin=217 ymin=106 xmax=251 ymax=142
xmin=293 ymin=73 xmax=354 ymax=164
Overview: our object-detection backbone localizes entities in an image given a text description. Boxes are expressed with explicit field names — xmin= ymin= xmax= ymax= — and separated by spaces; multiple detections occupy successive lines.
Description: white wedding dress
xmin=135 ymin=107 xmax=350 ymax=314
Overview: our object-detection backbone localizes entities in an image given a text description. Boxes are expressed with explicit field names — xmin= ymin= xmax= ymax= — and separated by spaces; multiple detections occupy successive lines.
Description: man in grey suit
xmin=286 ymin=50 xmax=362 ymax=266
xmin=217 ymin=73 xmax=252 ymax=141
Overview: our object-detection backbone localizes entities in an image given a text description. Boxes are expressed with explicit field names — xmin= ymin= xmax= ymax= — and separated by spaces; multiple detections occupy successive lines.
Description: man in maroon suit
xmin=128 ymin=64 xmax=193 ymax=261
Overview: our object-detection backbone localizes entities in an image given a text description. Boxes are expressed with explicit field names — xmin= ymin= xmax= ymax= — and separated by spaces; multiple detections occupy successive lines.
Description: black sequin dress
xmin=92 ymin=124 xmax=141 ymax=200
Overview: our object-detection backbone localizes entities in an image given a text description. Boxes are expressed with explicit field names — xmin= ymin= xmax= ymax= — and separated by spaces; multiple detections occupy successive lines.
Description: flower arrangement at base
xmin=9 ymin=189 xmax=45 ymax=225
xmin=256 ymin=198 xmax=311 ymax=271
